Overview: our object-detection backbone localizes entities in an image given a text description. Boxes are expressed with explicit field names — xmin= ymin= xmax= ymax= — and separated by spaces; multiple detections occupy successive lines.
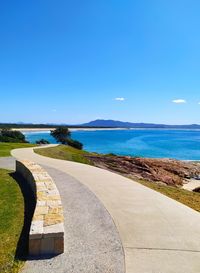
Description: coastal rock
xmin=86 ymin=155 xmax=200 ymax=186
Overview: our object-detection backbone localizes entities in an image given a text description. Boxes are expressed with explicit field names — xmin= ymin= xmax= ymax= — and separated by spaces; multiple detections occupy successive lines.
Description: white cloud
xmin=114 ymin=97 xmax=125 ymax=101
xmin=172 ymin=99 xmax=186 ymax=104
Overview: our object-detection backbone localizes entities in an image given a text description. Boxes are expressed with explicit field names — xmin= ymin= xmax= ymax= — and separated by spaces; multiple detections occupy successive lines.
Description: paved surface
xmin=0 ymin=156 xmax=15 ymax=170
xmin=21 ymin=166 xmax=124 ymax=273
xmin=12 ymin=146 xmax=200 ymax=273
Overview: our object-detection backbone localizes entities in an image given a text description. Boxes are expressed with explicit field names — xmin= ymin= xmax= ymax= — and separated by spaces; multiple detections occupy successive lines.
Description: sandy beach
xmin=13 ymin=127 xmax=128 ymax=133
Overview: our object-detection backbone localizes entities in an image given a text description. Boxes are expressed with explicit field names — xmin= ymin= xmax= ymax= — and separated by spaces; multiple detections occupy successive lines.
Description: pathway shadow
xmin=9 ymin=172 xmax=36 ymax=261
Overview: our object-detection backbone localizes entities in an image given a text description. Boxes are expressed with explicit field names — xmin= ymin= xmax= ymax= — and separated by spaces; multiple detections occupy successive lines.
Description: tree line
xmin=0 ymin=127 xmax=83 ymax=150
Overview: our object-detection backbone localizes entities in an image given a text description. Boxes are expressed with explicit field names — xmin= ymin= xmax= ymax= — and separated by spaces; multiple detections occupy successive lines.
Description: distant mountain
xmin=81 ymin=119 xmax=200 ymax=129
xmin=1 ymin=120 xmax=200 ymax=129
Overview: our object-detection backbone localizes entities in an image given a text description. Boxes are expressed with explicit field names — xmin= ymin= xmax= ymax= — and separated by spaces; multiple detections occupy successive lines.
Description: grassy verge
xmin=0 ymin=169 xmax=24 ymax=273
xmin=134 ymin=179 xmax=200 ymax=212
xmin=35 ymin=145 xmax=93 ymax=165
xmin=0 ymin=143 xmax=36 ymax=157
xmin=34 ymin=145 xmax=200 ymax=212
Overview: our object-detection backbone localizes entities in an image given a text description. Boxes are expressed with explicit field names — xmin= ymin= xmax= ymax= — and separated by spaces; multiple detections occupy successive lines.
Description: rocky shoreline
xmin=86 ymin=154 xmax=200 ymax=187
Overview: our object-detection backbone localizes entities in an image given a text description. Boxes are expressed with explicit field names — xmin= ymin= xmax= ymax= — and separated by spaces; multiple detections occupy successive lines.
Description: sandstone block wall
xmin=16 ymin=160 xmax=64 ymax=256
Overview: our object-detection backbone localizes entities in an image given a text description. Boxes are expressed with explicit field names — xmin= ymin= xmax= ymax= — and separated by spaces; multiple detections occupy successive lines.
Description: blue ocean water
xmin=24 ymin=129 xmax=200 ymax=160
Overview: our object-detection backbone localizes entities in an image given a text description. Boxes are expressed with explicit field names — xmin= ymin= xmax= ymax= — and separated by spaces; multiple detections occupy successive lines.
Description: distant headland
xmin=1 ymin=119 xmax=200 ymax=129
xmin=81 ymin=119 xmax=200 ymax=129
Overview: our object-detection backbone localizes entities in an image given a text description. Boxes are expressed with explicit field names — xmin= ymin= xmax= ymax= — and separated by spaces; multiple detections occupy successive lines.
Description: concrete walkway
xmin=0 ymin=156 xmax=15 ymax=170
xmin=11 ymin=146 xmax=200 ymax=273
xmin=22 ymin=166 xmax=124 ymax=273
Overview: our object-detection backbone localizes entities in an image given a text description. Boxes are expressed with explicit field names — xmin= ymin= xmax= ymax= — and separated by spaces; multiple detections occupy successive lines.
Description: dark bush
xmin=35 ymin=139 xmax=50 ymax=144
xmin=66 ymin=138 xmax=83 ymax=150
xmin=0 ymin=129 xmax=27 ymax=143
xmin=106 ymin=153 xmax=116 ymax=156
xmin=193 ymin=187 xmax=200 ymax=193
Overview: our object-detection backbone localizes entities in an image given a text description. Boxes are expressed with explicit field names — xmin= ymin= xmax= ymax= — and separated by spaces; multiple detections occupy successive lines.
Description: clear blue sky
xmin=1 ymin=0 xmax=200 ymax=124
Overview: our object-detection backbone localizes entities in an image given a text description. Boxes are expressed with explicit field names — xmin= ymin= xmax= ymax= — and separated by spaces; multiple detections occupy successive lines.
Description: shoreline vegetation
xmin=35 ymin=145 xmax=200 ymax=213
xmin=0 ymin=129 xmax=37 ymax=156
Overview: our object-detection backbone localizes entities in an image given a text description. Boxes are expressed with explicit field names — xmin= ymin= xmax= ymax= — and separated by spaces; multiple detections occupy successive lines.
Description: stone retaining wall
xmin=16 ymin=160 xmax=64 ymax=256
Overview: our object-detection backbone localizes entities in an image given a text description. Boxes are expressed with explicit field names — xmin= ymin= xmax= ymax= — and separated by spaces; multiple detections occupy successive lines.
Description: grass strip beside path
xmin=35 ymin=144 xmax=93 ymax=165
xmin=0 ymin=169 xmax=24 ymax=273
xmin=34 ymin=145 xmax=200 ymax=213
xmin=0 ymin=143 xmax=36 ymax=157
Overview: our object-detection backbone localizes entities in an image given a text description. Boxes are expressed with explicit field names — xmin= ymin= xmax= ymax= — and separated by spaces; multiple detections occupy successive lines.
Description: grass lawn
xmin=35 ymin=144 xmax=93 ymax=165
xmin=34 ymin=145 xmax=200 ymax=213
xmin=0 ymin=143 xmax=36 ymax=157
xmin=0 ymin=169 xmax=24 ymax=273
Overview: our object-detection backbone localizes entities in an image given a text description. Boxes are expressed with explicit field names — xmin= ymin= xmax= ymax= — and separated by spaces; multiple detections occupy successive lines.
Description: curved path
xmin=21 ymin=166 xmax=125 ymax=273
xmin=12 ymin=146 xmax=200 ymax=273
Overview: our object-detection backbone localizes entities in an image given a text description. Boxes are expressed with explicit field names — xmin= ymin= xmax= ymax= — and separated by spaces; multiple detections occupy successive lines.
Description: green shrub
xmin=106 ymin=153 xmax=116 ymax=156
xmin=35 ymin=139 xmax=50 ymax=144
xmin=0 ymin=129 xmax=27 ymax=143
xmin=66 ymin=138 xmax=83 ymax=150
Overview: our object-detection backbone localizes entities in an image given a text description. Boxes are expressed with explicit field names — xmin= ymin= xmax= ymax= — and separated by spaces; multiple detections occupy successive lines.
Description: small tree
xmin=50 ymin=127 xmax=71 ymax=144
xmin=50 ymin=126 xmax=83 ymax=150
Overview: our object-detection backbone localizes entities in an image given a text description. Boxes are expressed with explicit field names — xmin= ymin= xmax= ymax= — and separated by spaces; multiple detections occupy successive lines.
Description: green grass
xmin=0 ymin=169 xmax=24 ymax=273
xmin=0 ymin=142 xmax=36 ymax=157
xmin=35 ymin=145 xmax=200 ymax=212
xmin=35 ymin=145 xmax=93 ymax=165
xmin=135 ymin=179 xmax=200 ymax=212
